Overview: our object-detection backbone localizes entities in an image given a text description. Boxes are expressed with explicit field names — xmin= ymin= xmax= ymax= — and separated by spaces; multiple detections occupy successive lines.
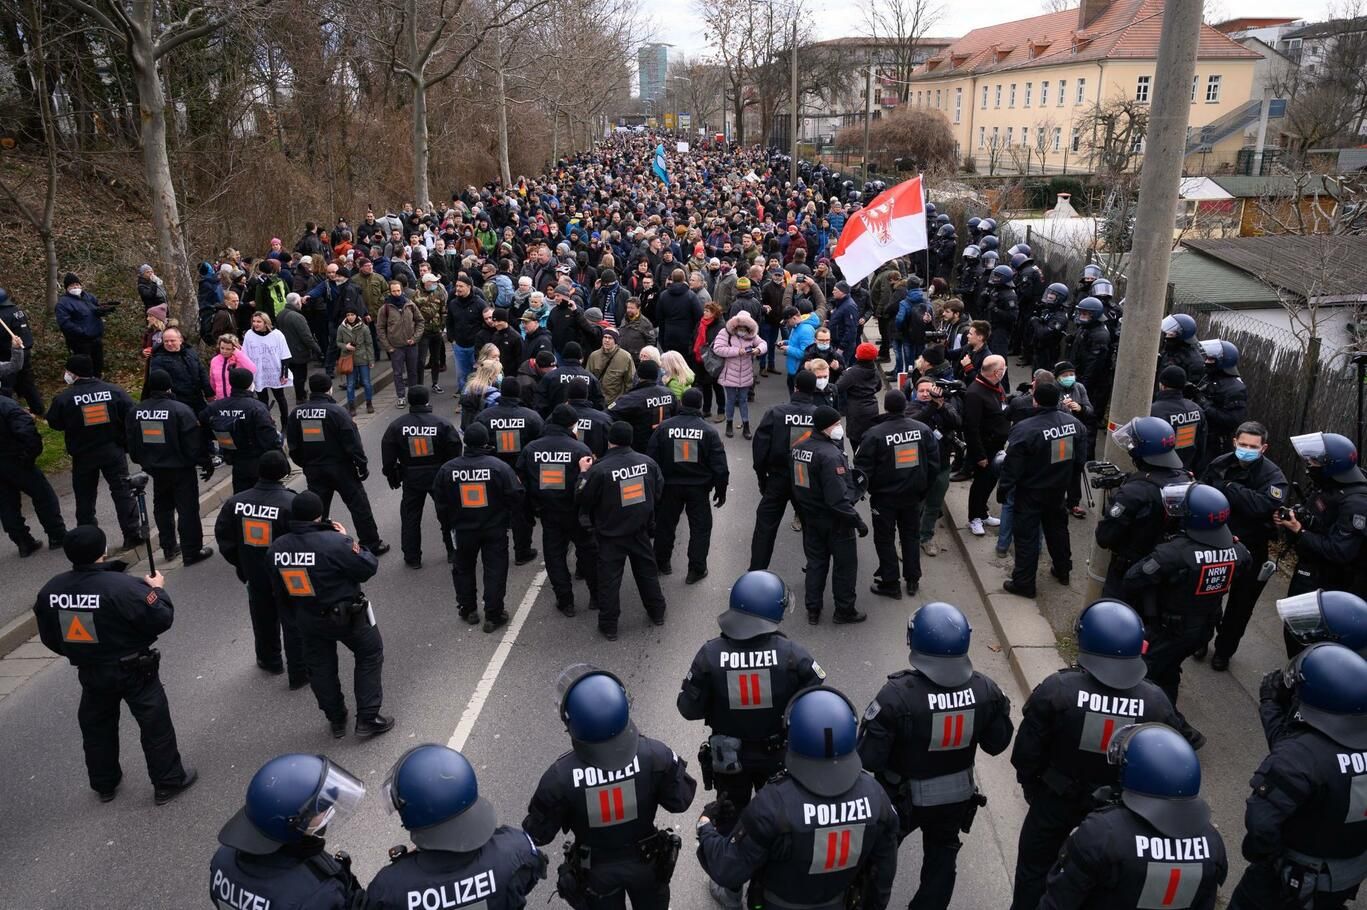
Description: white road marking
xmin=447 ymin=569 xmax=548 ymax=751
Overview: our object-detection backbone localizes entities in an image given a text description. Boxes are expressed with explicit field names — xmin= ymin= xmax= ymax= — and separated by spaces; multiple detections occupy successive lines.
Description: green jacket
xmin=351 ymin=272 xmax=387 ymax=317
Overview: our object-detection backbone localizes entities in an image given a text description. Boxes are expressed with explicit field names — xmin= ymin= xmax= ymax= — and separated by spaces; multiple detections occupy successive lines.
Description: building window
xmin=916 ymin=91 xmax=922 ymax=106
xmin=1071 ymin=126 xmax=1081 ymax=151
xmin=1191 ymin=74 xmax=1198 ymax=102
xmin=1058 ymin=79 xmax=1066 ymax=106
xmin=982 ymin=85 xmax=989 ymax=109
xmin=954 ymin=88 xmax=962 ymax=123
xmin=979 ymin=126 xmax=986 ymax=148
xmin=1006 ymin=126 xmax=1014 ymax=145
xmin=1076 ymin=78 xmax=1086 ymax=104
xmin=1025 ymin=82 xmax=1033 ymax=107
xmin=992 ymin=126 xmax=999 ymax=147
xmin=954 ymin=140 xmax=961 ymax=160
xmin=1040 ymin=80 xmax=1050 ymax=106
xmin=995 ymin=84 xmax=1002 ymax=107
xmin=1206 ymin=74 xmax=1222 ymax=103
xmin=1135 ymin=75 xmax=1150 ymax=103
xmin=1021 ymin=126 xmax=1029 ymax=146
xmin=1009 ymin=83 xmax=1017 ymax=107
xmin=935 ymin=89 xmax=941 ymax=108
xmin=1052 ymin=126 xmax=1061 ymax=151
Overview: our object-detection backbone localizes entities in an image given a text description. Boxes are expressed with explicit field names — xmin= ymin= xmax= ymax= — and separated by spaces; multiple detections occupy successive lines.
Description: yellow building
xmin=906 ymin=0 xmax=1262 ymax=174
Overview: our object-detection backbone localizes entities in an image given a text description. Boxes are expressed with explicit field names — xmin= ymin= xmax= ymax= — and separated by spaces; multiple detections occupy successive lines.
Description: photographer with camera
xmin=908 ymin=375 xmax=963 ymax=558
xmin=56 ymin=272 xmax=119 ymax=377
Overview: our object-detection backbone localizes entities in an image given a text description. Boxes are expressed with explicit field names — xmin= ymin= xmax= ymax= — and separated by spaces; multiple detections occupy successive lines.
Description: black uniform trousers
xmin=655 ymin=484 xmax=712 ymax=573
xmin=0 ymin=463 xmax=64 ymax=545
xmin=871 ymin=497 xmax=923 ymax=585
xmin=230 ymin=457 xmax=262 ymax=494
xmin=512 ymin=497 xmax=537 ymax=560
xmin=1010 ymin=490 xmax=1071 ymax=591
xmin=68 ymin=336 xmax=104 ymax=377
xmin=5 ymin=360 xmax=45 ymax=415
xmin=303 ymin=463 xmax=380 ymax=548
xmin=542 ymin=509 xmax=599 ymax=608
xmin=72 ymin=449 xmax=140 ymax=536
xmin=897 ymin=798 xmax=976 ymax=910
xmin=452 ymin=526 xmax=510 ymax=618
xmin=399 ymin=477 xmax=451 ymax=563
xmin=293 ymin=606 xmax=384 ymax=724
xmin=1010 ymin=788 xmax=1092 ymax=910
xmin=245 ymin=572 xmax=305 ymax=682
xmin=1228 ymin=860 xmax=1360 ymax=909
xmin=748 ymin=473 xmax=793 ymax=571
xmin=596 ymin=532 xmax=667 ymax=631
xmin=1213 ymin=540 xmax=1271 ymax=661
xmin=149 ymin=468 xmax=202 ymax=554
xmin=1144 ymin=610 xmax=1215 ymax=711
xmin=800 ymin=517 xmax=858 ymax=617
xmin=584 ymin=857 xmax=669 ymax=910
xmin=76 ymin=658 xmax=189 ymax=793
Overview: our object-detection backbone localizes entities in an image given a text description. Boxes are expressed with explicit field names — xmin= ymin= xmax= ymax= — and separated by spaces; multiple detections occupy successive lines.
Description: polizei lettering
xmin=211 ymin=869 xmax=271 ymax=910
xmin=928 ymin=689 xmax=976 ymax=711
xmin=1169 ymin=410 xmax=1202 ymax=425
xmin=137 ymin=409 xmax=170 ymax=420
xmin=803 ymin=796 xmax=873 ymax=827
xmin=73 ymin=390 xmax=113 ymax=405
xmin=1134 ymin=835 xmax=1212 ymax=861
xmin=533 ymin=450 xmax=573 ymax=463
xmin=784 ymin=414 xmax=814 ymax=426
xmin=1042 ymin=424 xmax=1077 ymax=441
xmin=450 ymin=468 xmax=492 ymax=482
xmin=273 ymin=552 xmax=316 ymax=566
xmin=668 ymin=427 xmax=705 ymax=440
xmin=610 ymin=463 xmax=649 ymax=481
xmin=884 ymin=430 xmax=922 ymax=445
xmin=1194 ymin=548 xmax=1239 ymax=564
xmin=405 ymin=870 xmax=497 ymax=910
xmin=296 ymin=409 xmax=330 ymax=419
xmin=234 ymin=502 xmax=280 ymax=520
xmin=792 ymin=449 xmax=813 ymax=463
xmin=1077 ymin=690 xmax=1145 ymax=716
xmin=401 ymin=425 xmax=438 ymax=437
xmin=572 ymin=756 xmax=641 ymax=788
xmin=1338 ymin=751 xmax=1367 ymax=774
xmin=49 ymin=593 xmax=100 ymax=609
xmin=488 ymin=418 xmax=526 ymax=429
xmin=720 ymin=650 xmax=778 ymax=669
xmin=646 ymin=395 xmax=673 ymax=408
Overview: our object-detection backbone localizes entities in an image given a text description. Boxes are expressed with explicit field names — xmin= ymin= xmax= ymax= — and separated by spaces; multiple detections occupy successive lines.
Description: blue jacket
xmin=56 ymin=290 xmax=105 ymax=341
xmin=786 ymin=313 xmax=821 ymax=375
xmin=197 ymin=273 xmax=223 ymax=314
xmin=829 ymin=295 xmax=860 ymax=355
xmin=894 ymin=288 xmax=928 ymax=331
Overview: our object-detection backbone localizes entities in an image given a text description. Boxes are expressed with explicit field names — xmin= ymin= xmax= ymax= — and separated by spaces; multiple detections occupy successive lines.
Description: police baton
xmin=129 ymin=471 xmax=155 ymax=574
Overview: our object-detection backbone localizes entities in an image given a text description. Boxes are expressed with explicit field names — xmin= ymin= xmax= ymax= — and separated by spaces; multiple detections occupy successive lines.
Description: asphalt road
xmin=0 ymin=370 xmax=1028 ymax=908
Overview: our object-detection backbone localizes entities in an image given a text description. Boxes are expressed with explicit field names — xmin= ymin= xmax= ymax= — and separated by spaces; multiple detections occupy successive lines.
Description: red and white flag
xmin=832 ymin=176 xmax=928 ymax=287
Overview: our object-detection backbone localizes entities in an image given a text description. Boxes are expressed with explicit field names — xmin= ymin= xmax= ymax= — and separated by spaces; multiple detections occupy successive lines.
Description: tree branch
xmin=155 ymin=0 xmax=270 ymax=58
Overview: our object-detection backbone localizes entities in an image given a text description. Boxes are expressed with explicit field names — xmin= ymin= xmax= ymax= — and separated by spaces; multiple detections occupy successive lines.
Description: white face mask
xmin=68 ymin=286 xmax=82 ymax=296
xmin=815 ymin=377 xmax=829 ymax=390
xmin=829 ymin=425 xmax=845 ymax=442
xmin=63 ymin=371 xmax=76 ymax=384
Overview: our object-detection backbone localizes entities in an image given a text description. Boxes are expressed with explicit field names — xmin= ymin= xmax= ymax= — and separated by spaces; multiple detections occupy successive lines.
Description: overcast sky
xmin=650 ymin=0 xmax=1338 ymax=63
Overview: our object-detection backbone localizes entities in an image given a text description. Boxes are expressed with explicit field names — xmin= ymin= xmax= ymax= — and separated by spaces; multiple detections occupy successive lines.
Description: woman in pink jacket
xmin=208 ymin=333 xmax=256 ymax=400
xmin=712 ymin=310 xmax=767 ymax=439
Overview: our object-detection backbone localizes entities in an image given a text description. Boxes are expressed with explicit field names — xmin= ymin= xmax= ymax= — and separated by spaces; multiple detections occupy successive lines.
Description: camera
xmin=128 ymin=472 xmax=150 ymax=492
xmin=1084 ymin=460 xmax=1126 ymax=490
xmin=924 ymin=330 xmax=949 ymax=343
xmin=933 ymin=378 xmax=966 ymax=395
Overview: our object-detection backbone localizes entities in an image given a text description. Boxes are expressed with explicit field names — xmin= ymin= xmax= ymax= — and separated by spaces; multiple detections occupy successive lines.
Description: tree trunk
xmin=129 ymin=23 xmax=194 ymax=327
xmin=493 ymin=28 xmax=511 ymax=186
xmin=552 ymin=107 xmax=560 ymax=161
xmin=407 ymin=0 xmax=430 ymax=208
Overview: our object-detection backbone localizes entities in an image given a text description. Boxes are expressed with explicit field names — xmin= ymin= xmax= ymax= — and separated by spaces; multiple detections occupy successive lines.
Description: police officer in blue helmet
xmin=210 ymin=753 xmax=365 ymax=907
xmin=698 ymin=687 xmax=900 ymax=910
xmin=1039 ymin=723 xmax=1227 ymax=908
xmin=365 ymin=744 xmax=546 ymax=908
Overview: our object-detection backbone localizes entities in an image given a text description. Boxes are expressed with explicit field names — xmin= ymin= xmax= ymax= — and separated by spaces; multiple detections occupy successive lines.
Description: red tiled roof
xmin=912 ymin=0 xmax=1259 ymax=81
xmin=1211 ymin=17 xmax=1300 ymax=34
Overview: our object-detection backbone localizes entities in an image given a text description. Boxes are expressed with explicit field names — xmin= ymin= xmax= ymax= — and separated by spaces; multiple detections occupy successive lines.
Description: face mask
xmin=815 ymin=377 xmax=829 ymax=390
xmin=68 ymin=287 xmax=82 ymax=296
xmin=63 ymin=371 xmax=76 ymax=384
xmin=1058 ymin=376 xmax=1076 ymax=389
xmin=1235 ymin=447 xmax=1262 ymax=463
xmin=816 ymin=342 xmax=830 ymax=351
xmin=829 ymin=425 xmax=845 ymax=442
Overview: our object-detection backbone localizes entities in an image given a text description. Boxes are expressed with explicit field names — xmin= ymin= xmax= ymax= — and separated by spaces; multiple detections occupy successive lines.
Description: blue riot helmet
xmin=981 ymin=235 xmax=1000 ymax=252
xmin=988 ymin=264 xmax=1016 ymax=286
xmin=966 ymin=216 xmax=981 ymax=233
xmin=907 ymin=602 xmax=973 ymax=687
xmin=1041 ymin=282 xmax=1070 ymax=307
xmin=1011 ymin=243 xmax=1033 ymax=257
xmin=925 ymin=202 xmax=938 ymax=218
xmin=1075 ymin=600 xmax=1148 ymax=689
xmin=785 ymin=688 xmax=862 ymax=797
xmin=1286 ymin=643 xmax=1367 ymax=749
xmin=1291 ymin=432 xmax=1363 ymax=483
xmin=1074 ymin=296 xmax=1105 ymax=322
xmin=980 ymin=217 xmax=998 ymax=235
xmin=1197 ymin=338 xmax=1239 ymax=374
xmin=720 ymin=570 xmax=793 ymax=639
xmin=935 ymin=213 xmax=951 ymax=226
xmin=1279 ymin=590 xmax=1367 ymax=657
xmin=1009 ymin=253 xmax=1030 ymax=271
xmin=1107 ymin=724 xmax=1209 ymax=836
xmin=1178 ymin=483 xmax=1233 ymax=547
xmin=1112 ymin=415 xmax=1181 ymax=469
xmin=219 ymin=754 xmax=366 ymax=855
xmin=847 ymin=190 xmax=863 ymax=204
xmin=1081 ymin=263 xmax=1104 ymax=284
xmin=961 ymin=244 xmax=981 ymax=260
xmin=1160 ymin=312 xmax=1197 ymax=340
xmin=557 ymin=664 xmax=639 ymax=767
xmin=1090 ymin=277 xmax=1114 ymax=302
xmin=383 ymin=745 xmax=497 ymax=851
xmin=936 ymin=223 xmax=956 ymax=239
xmin=980 ymin=250 xmax=1000 ymax=270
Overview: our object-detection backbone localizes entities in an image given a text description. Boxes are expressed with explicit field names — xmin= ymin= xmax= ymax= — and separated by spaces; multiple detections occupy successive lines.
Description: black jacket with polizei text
xmin=126 ymin=391 xmax=209 ymax=470
xmin=646 ymin=408 xmax=729 ymax=488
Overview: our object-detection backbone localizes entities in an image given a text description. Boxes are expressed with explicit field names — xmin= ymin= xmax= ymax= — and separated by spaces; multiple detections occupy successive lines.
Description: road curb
xmin=0 ymin=364 xmax=396 ymax=661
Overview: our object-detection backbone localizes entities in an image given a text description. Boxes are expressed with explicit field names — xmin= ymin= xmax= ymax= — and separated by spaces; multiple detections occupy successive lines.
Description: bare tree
xmin=984 ymin=130 xmax=1006 ymax=176
xmin=1032 ymin=117 xmax=1057 ymax=175
xmin=862 ymin=0 xmax=944 ymax=104
xmin=673 ymin=56 xmax=728 ymax=134
xmin=1078 ymin=99 xmax=1149 ymax=175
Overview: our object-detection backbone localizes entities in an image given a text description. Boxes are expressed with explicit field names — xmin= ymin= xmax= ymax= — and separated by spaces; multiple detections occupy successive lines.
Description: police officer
xmin=609 ymin=359 xmax=679 ymax=452
xmin=366 ymin=744 xmax=546 ymax=908
xmin=523 ymin=665 xmax=696 ymax=910
xmin=1279 ymin=589 xmax=1367 ymax=660
xmin=957 ymin=245 xmax=983 ymax=301
xmin=855 ymin=389 xmax=937 ymax=598
xmin=647 ymin=387 xmax=728 ymax=584
xmin=1151 ymin=365 xmax=1206 ymax=472
xmin=1123 ymin=483 xmax=1250 ymax=738
xmin=1009 ymin=600 xmax=1192 ymax=910
xmin=1229 ymin=644 xmax=1367 ymax=908
xmin=126 ymin=369 xmax=214 ymax=565
xmin=433 ymin=423 xmax=522 ymax=632
xmin=517 ymin=404 xmax=598 ymax=616
xmin=568 ymin=380 xmax=613 ymax=457
xmin=268 ymin=492 xmax=393 ymax=739
xmin=535 ymin=341 xmax=605 ymax=414
xmin=1010 ymin=250 xmax=1044 ymax=361
xmin=985 ymin=264 xmax=1018 ymax=355
xmin=678 ymin=571 xmax=826 ymax=906
xmin=1031 ymin=283 xmax=1071 ymax=374
xmin=215 ymin=450 xmax=306 ymax=686
xmin=476 ymin=376 xmax=544 ymax=565
xmin=697 ymin=687 xmax=900 ymax=910
xmin=201 ymin=366 xmax=283 ymax=493
xmin=1069 ymin=298 xmax=1112 ymax=414
xmin=1072 ymin=263 xmax=1103 ymax=306
xmin=1275 ymin=432 xmax=1367 ymax=607
xmin=792 ymin=406 xmax=868 ymax=625
xmin=1195 ymin=339 xmax=1247 ymax=465
xmin=46 ymin=354 xmax=142 ymax=551
xmin=577 ymin=421 xmax=667 ymax=641
xmin=287 ymin=373 xmax=390 ymax=555
xmin=858 ymin=603 xmax=1013 ymax=910
xmin=0 ymin=380 xmax=65 ymax=557
xmin=1040 ymin=723 xmax=1227 ymax=909
xmin=1199 ymin=420 xmax=1289 ymax=669
xmin=1158 ymin=314 xmax=1205 ymax=389
xmin=32 ymin=525 xmax=197 ymax=803
xmin=999 ymin=381 xmax=1085 ymax=598
xmin=210 ymin=753 xmax=366 ymax=908
xmin=380 ymin=384 xmax=462 ymax=568
xmin=748 ymin=369 xmax=819 ymax=571
xmin=1095 ymin=416 xmax=1190 ymax=597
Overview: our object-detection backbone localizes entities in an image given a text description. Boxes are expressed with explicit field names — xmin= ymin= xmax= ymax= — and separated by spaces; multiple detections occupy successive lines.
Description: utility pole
xmin=1081 ymin=0 xmax=1203 ymax=603
xmin=790 ymin=19 xmax=799 ymax=183
xmin=862 ymin=67 xmax=873 ymax=181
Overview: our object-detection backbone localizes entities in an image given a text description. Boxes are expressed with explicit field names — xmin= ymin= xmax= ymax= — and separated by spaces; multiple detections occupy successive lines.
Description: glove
xmin=199 ymin=463 xmax=214 ymax=482
xmin=703 ymin=795 xmax=738 ymax=829
xmin=755 ymin=471 xmax=768 ymax=492
xmin=357 ymin=465 xmax=370 ymax=482
xmin=855 ymin=516 xmax=869 ymax=538
xmin=386 ymin=470 xmax=401 ymax=490
xmin=712 ymin=486 xmax=726 ymax=508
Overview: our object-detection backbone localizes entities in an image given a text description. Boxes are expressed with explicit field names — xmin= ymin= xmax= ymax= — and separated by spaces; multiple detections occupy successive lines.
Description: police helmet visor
xmin=555 ymin=664 xmax=641 ymax=768
xmin=1091 ymin=279 xmax=1114 ymax=298
xmin=718 ymin=586 xmax=793 ymax=640
xmin=1160 ymin=483 xmax=1194 ymax=520
xmin=1112 ymin=418 xmax=1183 ymax=470
xmin=219 ymin=760 xmax=365 ymax=854
xmin=1197 ymin=339 xmax=1224 ymax=361
xmin=1290 ymin=432 xmax=1328 ymax=466
xmin=1278 ymin=591 xmax=1328 ymax=643
xmin=1160 ymin=315 xmax=1180 ymax=337
xmin=383 ymin=755 xmax=500 ymax=852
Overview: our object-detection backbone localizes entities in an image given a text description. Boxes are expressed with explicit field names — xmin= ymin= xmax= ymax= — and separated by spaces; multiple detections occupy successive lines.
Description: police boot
xmin=154 ymin=767 xmax=199 ymax=806
xmin=869 ymin=579 xmax=902 ymax=599
xmin=356 ymin=714 xmax=395 ymax=738
xmin=16 ymin=536 xmax=42 ymax=558
xmin=183 ymin=546 xmax=214 ymax=566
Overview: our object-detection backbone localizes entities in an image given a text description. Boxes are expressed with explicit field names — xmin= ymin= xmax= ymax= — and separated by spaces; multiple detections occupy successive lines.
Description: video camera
xmin=933 ymin=377 xmax=966 ymax=396
xmin=128 ymin=471 xmax=150 ymax=493
xmin=1084 ymin=461 xmax=1126 ymax=490
xmin=1275 ymin=481 xmax=1311 ymax=525
xmin=924 ymin=330 xmax=949 ymax=343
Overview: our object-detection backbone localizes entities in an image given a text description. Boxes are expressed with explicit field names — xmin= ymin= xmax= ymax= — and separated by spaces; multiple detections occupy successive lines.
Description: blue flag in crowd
xmin=652 ymin=143 xmax=670 ymax=186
